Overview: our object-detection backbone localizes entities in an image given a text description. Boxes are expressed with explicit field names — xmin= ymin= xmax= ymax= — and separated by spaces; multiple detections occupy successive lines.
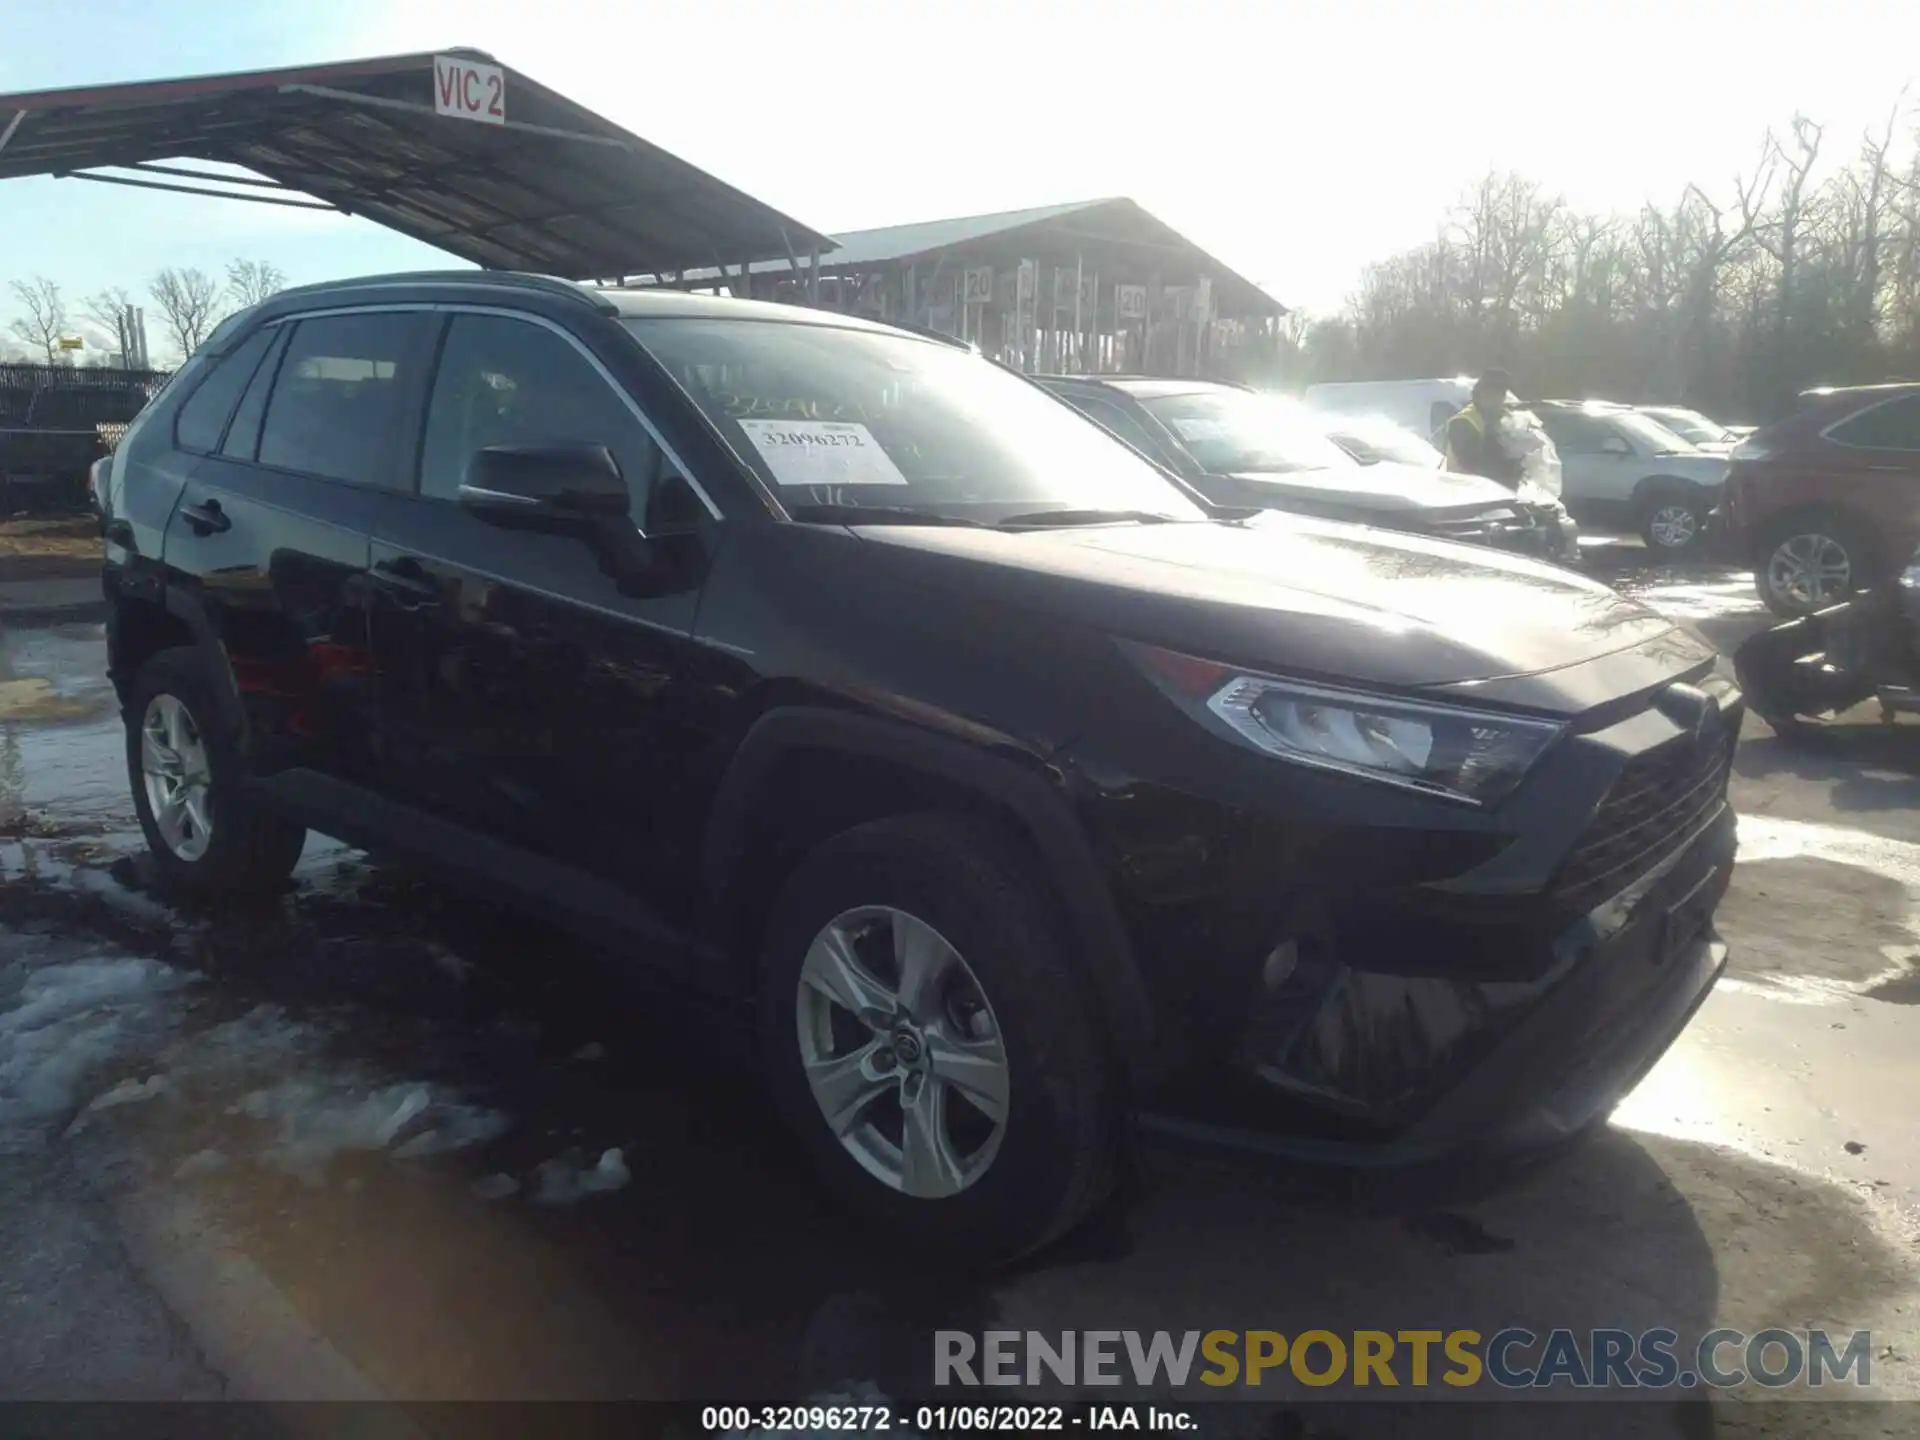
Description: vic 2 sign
xmin=434 ymin=55 xmax=506 ymax=125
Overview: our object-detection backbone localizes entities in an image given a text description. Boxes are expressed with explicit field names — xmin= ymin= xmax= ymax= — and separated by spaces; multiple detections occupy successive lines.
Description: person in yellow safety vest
xmin=1442 ymin=370 xmax=1524 ymax=488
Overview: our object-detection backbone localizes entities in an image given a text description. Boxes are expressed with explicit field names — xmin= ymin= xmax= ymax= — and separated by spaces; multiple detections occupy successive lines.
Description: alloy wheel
xmin=140 ymin=693 xmax=213 ymax=862
xmin=795 ymin=905 xmax=1010 ymax=1199
xmin=1647 ymin=504 xmax=1699 ymax=551
xmin=1767 ymin=533 xmax=1852 ymax=611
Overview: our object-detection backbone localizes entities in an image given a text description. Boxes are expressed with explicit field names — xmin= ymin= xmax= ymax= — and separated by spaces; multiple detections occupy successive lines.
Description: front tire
xmin=757 ymin=813 xmax=1119 ymax=1265
xmin=126 ymin=646 xmax=306 ymax=898
xmin=1638 ymin=489 xmax=1707 ymax=556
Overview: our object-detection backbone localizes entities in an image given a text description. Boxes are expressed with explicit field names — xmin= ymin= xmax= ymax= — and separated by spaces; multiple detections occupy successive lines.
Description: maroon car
xmin=1719 ymin=382 xmax=1920 ymax=615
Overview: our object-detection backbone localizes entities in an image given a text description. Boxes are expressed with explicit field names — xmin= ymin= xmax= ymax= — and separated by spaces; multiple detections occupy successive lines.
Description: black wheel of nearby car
xmin=1753 ymin=512 xmax=1870 ymax=617
xmin=756 ymin=812 xmax=1119 ymax=1265
xmin=125 ymin=646 xmax=307 ymax=897
xmin=1637 ymin=489 xmax=1708 ymax=557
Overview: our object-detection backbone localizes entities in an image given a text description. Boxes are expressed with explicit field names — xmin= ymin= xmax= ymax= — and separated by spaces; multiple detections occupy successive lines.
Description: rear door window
xmin=173 ymin=328 xmax=277 ymax=454
xmin=1538 ymin=410 xmax=1614 ymax=455
xmin=257 ymin=312 xmax=432 ymax=488
xmin=1829 ymin=395 xmax=1920 ymax=451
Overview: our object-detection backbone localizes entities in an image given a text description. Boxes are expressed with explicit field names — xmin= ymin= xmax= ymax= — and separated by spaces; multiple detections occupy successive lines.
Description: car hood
xmin=1215 ymin=462 xmax=1516 ymax=516
xmin=853 ymin=513 xmax=1682 ymax=692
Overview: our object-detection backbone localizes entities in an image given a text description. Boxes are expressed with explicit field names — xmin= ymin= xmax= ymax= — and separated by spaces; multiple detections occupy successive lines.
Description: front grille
xmin=1552 ymin=725 xmax=1736 ymax=914
xmin=1429 ymin=514 xmax=1546 ymax=555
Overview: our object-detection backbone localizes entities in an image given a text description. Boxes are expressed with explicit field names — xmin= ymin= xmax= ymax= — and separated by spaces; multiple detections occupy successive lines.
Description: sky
xmin=3 ymin=0 xmax=1919 ymax=358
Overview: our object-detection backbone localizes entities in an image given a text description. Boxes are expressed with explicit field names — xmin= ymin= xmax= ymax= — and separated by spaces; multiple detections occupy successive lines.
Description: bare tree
xmin=226 ymin=258 xmax=288 ymax=309
xmin=1756 ymin=119 xmax=1825 ymax=325
xmin=7 ymin=276 xmax=69 ymax=365
xmin=1838 ymin=91 xmax=1908 ymax=342
xmin=81 ymin=286 xmax=138 ymax=363
xmin=149 ymin=268 xmax=224 ymax=357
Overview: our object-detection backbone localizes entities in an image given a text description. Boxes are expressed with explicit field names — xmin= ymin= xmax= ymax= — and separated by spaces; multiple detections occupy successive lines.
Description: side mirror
xmin=1601 ymin=435 xmax=1633 ymax=457
xmin=459 ymin=444 xmax=631 ymax=529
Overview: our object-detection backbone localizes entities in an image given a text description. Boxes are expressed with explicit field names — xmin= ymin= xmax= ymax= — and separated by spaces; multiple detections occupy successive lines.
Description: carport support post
xmin=1073 ymin=252 xmax=1084 ymax=371
xmin=808 ymin=247 xmax=821 ymax=306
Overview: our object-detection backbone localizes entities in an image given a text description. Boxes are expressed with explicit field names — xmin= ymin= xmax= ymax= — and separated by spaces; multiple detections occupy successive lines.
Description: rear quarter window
xmin=1828 ymin=395 xmax=1920 ymax=451
xmin=173 ymin=328 xmax=277 ymax=454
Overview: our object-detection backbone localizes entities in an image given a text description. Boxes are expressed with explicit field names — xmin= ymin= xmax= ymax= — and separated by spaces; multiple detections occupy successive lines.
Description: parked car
xmin=1717 ymin=382 xmax=1920 ymax=616
xmin=1317 ymin=411 xmax=1447 ymax=468
xmin=1313 ymin=411 xmax=1579 ymax=561
xmin=1034 ymin=375 xmax=1566 ymax=561
xmin=101 ymin=272 xmax=1740 ymax=1261
xmin=1637 ymin=406 xmax=1742 ymax=455
xmin=1530 ymin=401 xmax=1728 ymax=555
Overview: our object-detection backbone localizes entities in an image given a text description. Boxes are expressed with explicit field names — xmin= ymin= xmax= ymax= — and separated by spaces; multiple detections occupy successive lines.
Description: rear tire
xmin=757 ymin=812 xmax=1119 ymax=1266
xmin=1754 ymin=512 xmax=1871 ymax=617
xmin=126 ymin=646 xmax=306 ymax=898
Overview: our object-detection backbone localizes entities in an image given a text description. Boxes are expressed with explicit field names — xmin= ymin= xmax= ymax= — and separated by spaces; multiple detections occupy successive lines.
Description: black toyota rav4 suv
xmin=97 ymin=272 xmax=1739 ymax=1261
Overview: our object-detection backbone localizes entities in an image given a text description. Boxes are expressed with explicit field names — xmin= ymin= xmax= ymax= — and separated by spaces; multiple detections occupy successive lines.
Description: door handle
xmin=180 ymin=498 xmax=231 ymax=536
xmin=370 ymin=558 xmax=441 ymax=603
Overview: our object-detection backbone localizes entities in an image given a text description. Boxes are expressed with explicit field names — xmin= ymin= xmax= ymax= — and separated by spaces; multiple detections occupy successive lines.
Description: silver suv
xmin=1535 ymin=400 xmax=1729 ymax=555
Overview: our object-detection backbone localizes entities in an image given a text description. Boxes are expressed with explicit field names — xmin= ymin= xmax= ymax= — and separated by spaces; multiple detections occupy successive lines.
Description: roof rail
xmin=270 ymin=270 xmax=615 ymax=313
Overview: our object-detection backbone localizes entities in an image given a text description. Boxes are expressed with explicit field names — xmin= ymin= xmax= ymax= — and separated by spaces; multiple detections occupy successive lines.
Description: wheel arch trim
xmin=702 ymin=706 xmax=1159 ymax=1085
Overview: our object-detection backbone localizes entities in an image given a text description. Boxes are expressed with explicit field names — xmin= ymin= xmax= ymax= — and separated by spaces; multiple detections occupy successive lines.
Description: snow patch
xmin=531 ymin=1146 xmax=631 ymax=1205
xmin=88 ymin=1075 xmax=171 ymax=1111
xmin=471 ymin=1172 xmax=520 ymax=1201
xmin=235 ymin=1078 xmax=509 ymax=1185
xmin=174 ymin=1147 xmax=228 ymax=1179
xmin=1733 ymin=815 xmax=1920 ymax=1002
xmin=2 ymin=943 xmax=511 ymax=1182
xmin=0 ymin=947 xmax=192 ymax=1138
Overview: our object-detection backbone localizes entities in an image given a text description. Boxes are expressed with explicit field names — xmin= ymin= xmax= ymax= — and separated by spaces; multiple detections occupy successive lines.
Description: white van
xmin=1302 ymin=378 xmax=1481 ymax=441
xmin=1302 ymin=377 xmax=1563 ymax=501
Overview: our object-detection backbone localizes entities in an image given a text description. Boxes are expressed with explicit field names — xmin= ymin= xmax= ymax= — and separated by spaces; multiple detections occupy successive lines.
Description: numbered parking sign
xmin=963 ymin=268 xmax=994 ymax=305
xmin=434 ymin=55 xmax=507 ymax=125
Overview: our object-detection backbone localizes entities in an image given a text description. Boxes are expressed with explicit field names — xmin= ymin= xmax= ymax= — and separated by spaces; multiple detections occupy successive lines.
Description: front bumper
xmin=1128 ymin=662 xmax=1741 ymax=1169
xmin=1426 ymin=509 xmax=1569 ymax=563
xmin=1139 ymin=802 xmax=1734 ymax=1168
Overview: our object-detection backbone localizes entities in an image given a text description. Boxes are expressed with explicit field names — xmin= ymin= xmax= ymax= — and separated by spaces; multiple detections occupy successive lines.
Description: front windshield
xmin=1137 ymin=390 xmax=1357 ymax=475
xmin=1609 ymin=410 xmax=1703 ymax=454
xmin=1324 ymin=414 xmax=1445 ymax=468
xmin=1647 ymin=408 xmax=1731 ymax=444
xmin=622 ymin=317 xmax=1205 ymax=525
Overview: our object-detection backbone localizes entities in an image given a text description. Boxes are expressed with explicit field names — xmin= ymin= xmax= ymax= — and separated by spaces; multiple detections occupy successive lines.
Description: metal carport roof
xmin=648 ymin=197 xmax=1285 ymax=319
xmin=0 ymin=50 xmax=837 ymax=279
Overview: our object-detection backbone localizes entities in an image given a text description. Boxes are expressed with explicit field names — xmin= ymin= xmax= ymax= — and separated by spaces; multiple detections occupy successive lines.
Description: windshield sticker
xmin=1169 ymin=417 xmax=1230 ymax=441
xmin=738 ymin=420 xmax=910 ymax=486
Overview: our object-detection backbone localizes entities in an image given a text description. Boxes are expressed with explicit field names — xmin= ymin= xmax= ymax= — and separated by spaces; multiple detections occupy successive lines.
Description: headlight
xmin=1901 ymin=548 xmax=1920 ymax=589
xmin=1129 ymin=643 xmax=1565 ymax=806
